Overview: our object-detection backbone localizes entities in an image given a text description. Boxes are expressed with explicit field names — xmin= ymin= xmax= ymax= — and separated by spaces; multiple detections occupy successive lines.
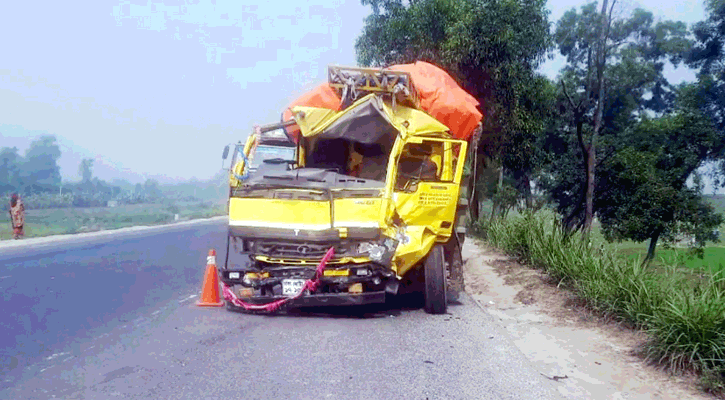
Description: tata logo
xmin=294 ymin=229 xmax=300 ymax=236
xmin=297 ymin=245 xmax=311 ymax=255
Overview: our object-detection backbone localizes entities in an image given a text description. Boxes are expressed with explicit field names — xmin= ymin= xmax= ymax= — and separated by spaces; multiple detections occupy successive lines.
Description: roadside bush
xmin=13 ymin=191 xmax=161 ymax=210
xmin=22 ymin=193 xmax=75 ymax=209
xmin=475 ymin=211 xmax=725 ymax=391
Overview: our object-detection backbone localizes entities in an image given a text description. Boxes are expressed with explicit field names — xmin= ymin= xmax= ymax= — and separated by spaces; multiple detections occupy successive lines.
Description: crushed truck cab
xmin=220 ymin=64 xmax=482 ymax=314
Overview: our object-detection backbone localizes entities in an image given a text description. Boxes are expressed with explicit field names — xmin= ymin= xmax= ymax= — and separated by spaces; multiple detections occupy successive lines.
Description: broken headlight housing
xmin=355 ymin=237 xmax=398 ymax=266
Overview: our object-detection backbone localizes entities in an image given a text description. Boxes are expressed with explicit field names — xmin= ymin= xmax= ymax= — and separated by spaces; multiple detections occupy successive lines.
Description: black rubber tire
xmin=424 ymin=244 xmax=447 ymax=314
xmin=444 ymin=232 xmax=465 ymax=303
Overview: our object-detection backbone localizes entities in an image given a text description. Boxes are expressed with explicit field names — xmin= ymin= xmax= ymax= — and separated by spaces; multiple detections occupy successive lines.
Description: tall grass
xmin=474 ymin=212 xmax=725 ymax=392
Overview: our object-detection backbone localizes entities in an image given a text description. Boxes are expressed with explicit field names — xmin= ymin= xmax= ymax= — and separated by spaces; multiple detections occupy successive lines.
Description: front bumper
xmin=226 ymin=290 xmax=387 ymax=308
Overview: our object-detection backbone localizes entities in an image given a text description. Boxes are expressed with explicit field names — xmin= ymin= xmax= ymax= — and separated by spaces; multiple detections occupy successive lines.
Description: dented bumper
xmin=226 ymin=291 xmax=387 ymax=309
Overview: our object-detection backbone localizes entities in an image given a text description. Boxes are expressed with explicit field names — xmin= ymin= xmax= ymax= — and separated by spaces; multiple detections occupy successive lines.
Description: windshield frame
xmin=249 ymin=144 xmax=297 ymax=172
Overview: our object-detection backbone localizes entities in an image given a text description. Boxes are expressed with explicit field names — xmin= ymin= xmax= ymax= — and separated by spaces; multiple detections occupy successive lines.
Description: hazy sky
xmin=0 ymin=0 xmax=714 ymax=188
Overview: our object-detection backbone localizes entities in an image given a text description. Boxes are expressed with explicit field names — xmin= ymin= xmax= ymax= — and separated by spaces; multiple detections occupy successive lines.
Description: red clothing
xmin=10 ymin=198 xmax=24 ymax=239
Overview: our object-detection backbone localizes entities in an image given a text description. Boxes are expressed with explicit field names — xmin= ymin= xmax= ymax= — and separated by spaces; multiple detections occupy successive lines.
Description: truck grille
xmin=254 ymin=241 xmax=354 ymax=259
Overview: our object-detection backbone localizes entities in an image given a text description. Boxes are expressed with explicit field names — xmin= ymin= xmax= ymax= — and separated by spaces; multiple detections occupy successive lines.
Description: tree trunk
xmin=467 ymin=145 xmax=483 ymax=223
xmin=569 ymin=114 xmax=588 ymax=233
xmin=523 ymin=173 xmax=532 ymax=209
xmin=584 ymin=143 xmax=596 ymax=235
xmin=583 ymin=0 xmax=613 ymax=236
xmin=489 ymin=165 xmax=504 ymax=222
xmin=644 ymin=230 xmax=661 ymax=265
xmin=469 ymin=179 xmax=480 ymax=222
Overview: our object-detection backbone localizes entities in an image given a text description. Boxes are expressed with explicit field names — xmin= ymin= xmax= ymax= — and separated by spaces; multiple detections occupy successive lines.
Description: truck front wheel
xmin=424 ymin=245 xmax=447 ymax=314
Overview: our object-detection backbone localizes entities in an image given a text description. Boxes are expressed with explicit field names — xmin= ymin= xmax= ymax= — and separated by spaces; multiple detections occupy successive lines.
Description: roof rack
xmin=327 ymin=65 xmax=419 ymax=108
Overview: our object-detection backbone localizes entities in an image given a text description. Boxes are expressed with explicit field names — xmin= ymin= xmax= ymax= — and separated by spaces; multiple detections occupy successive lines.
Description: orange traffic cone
xmin=196 ymin=249 xmax=224 ymax=307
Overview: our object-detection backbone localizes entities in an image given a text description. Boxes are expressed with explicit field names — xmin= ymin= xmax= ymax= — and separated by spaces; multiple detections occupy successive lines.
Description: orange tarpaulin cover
xmin=281 ymin=83 xmax=342 ymax=143
xmin=281 ymin=61 xmax=483 ymax=143
xmin=389 ymin=62 xmax=482 ymax=141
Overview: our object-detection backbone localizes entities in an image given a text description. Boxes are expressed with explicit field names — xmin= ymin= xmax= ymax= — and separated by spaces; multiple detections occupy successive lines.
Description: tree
xmin=596 ymin=102 xmax=724 ymax=262
xmin=143 ymin=179 xmax=162 ymax=200
xmin=355 ymin=0 xmax=554 ymax=221
xmin=78 ymin=158 xmax=94 ymax=183
xmin=22 ymin=135 xmax=62 ymax=194
xmin=499 ymin=74 xmax=556 ymax=210
xmin=687 ymin=0 xmax=725 ymax=184
xmin=0 ymin=147 xmax=23 ymax=194
xmin=547 ymin=2 xmax=691 ymax=233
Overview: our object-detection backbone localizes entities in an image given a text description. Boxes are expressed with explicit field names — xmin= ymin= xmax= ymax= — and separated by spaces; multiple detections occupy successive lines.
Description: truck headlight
xmin=358 ymin=242 xmax=386 ymax=262
xmin=229 ymin=272 xmax=240 ymax=279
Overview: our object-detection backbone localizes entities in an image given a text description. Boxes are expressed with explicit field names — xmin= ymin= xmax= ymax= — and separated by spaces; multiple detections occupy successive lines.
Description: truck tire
xmin=424 ymin=244 xmax=447 ymax=314
xmin=445 ymin=232 xmax=465 ymax=303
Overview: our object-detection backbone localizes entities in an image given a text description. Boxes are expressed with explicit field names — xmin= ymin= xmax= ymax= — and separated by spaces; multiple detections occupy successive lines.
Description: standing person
xmin=9 ymin=193 xmax=25 ymax=240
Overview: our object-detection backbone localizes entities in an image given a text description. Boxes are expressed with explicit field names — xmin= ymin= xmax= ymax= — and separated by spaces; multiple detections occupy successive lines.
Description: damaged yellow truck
xmin=219 ymin=64 xmax=482 ymax=314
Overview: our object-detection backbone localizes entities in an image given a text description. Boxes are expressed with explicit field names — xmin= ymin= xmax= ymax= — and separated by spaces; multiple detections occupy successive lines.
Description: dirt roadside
xmin=462 ymin=236 xmax=717 ymax=400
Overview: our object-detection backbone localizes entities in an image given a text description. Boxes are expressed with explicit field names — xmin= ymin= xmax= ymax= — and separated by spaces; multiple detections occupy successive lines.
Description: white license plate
xmin=282 ymin=279 xmax=306 ymax=296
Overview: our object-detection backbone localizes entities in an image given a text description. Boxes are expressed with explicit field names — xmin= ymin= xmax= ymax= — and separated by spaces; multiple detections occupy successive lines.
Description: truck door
xmin=390 ymin=136 xmax=467 ymax=239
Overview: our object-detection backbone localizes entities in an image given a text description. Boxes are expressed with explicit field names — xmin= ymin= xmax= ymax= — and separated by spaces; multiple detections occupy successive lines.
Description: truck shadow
xmin=257 ymin=292 xmax=464 ymax=319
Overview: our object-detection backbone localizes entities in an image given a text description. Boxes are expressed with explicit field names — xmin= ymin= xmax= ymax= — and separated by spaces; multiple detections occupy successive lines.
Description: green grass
xmin=473 ymin=211 xmax=725 ymax=395
xmin=0 ymin=200 xmax=227 ymax=241
xmin=616 ymin=246 xmax=725 ymax=272
xmin=471 ymin=195 xmax=725 ymax=272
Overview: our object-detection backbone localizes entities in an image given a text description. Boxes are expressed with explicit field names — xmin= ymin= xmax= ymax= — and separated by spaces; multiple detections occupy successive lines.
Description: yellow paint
xmin=323 ymin=269 xmax=350 ymax=277
xmin=230 ymin=198 xmax=331 ymax=227
xmin=229 ymin=134 xmax=257 ymax=187
xmin=244 ymin=272 xmax=270 ymax=279
xmin=227 ymin=93 xmax=471 ymax=281
xmin=254 ymin=256 xmax=370 ymax=265
xmin=386 ymin=225 xmax=438 ymax=276
xmin=348 ymin=283 xmax=363 ymax=293
xmin=332 ymin=197 xmax=381 ymax=227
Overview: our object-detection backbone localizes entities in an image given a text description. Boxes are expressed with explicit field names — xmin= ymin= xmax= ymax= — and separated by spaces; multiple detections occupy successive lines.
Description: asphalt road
xmin=0 ymin=221 xmax=565 ymax=400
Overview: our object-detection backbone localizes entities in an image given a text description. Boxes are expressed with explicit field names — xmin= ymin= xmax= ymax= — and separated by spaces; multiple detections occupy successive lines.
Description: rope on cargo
xmin=221 ymin=247 xmax=335 ymax=312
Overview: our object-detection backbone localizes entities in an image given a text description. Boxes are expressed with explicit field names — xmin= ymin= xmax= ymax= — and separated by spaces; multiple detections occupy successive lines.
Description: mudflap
xmin=443 ymin=231 xmax=465 ymax=303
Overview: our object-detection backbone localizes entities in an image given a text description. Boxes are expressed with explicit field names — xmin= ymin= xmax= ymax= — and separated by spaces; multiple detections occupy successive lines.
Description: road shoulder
xmin=0 ymin=216 xmax=227 ymax=252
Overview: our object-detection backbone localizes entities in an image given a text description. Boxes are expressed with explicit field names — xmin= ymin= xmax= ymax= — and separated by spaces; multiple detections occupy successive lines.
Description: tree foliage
xmin=544 ymin=2 xmax=693 ymax=234
xmin=21 ymin=135 xmax=62 ymax=194
xmin=687 ymin=0 xmax=725 ymax=184
xmin=0 ymin=147 xmax=23 ymax=194
xmin=596 ymin=98 xmax=724 ymax=260
xmin=356 ymin=0 xmax=552 ymax=137
xmin=79 ymin=158 xmax=94 ymax=183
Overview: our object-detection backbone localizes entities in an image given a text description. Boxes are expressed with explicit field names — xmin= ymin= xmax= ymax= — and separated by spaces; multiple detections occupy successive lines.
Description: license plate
xmin=282 ymin=279 xmax=306 ymax=296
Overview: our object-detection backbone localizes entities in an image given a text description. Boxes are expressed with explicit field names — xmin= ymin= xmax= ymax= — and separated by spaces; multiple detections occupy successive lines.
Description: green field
xmin=603 ymin=194 xmax=725 ymax=272
xmin=0 ymin=201 xmax=227 ymax=241
xmin=472 ymin=194 xmax=725 ymax=273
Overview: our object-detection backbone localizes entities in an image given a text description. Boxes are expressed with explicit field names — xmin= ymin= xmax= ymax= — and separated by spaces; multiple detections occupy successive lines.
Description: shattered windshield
xmin=249 ymin=145 xmax=296 ymax=171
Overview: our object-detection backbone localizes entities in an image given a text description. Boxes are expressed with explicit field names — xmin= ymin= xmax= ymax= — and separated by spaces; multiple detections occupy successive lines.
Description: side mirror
xmin=222 ymin=145 xmax=230 ymax=160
